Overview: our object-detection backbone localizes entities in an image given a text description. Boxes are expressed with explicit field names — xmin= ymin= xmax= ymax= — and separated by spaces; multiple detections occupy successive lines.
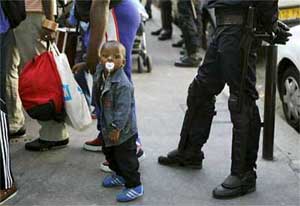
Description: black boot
xmin=180 ymin=49 xmax=187 ymax=56
xmin=175 ymin=54 xmax=202 ymax=67
xmin=151 ymin=28 xmax=162 ymax=36
xmin=172 ymin=39 xmax=184 ymax=48
xmin=158 ymin=30 xmax=172 ymax=40
xmin=212 ymin=170 xmax=257 ymax=199
xmin=158 ymin=149 xmax=203 ymax=169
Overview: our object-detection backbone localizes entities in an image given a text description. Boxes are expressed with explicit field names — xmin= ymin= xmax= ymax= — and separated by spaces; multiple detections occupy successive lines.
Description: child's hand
xmin=109 ymin=129 xmax=120 ymax=144
xmin=72 ymin=62 xmax=87 ymax=74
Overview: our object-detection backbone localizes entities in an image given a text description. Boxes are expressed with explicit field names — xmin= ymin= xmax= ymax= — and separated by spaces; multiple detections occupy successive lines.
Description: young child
xmin=95 ymin=41 xmax=143 ymax=202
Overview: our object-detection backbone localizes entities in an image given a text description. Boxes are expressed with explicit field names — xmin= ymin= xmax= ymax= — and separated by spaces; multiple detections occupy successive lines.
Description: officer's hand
xmin=272 ymin=20 xmax=292 ymax=45
xmin=109 ymin=129 xmax=120 ymax=144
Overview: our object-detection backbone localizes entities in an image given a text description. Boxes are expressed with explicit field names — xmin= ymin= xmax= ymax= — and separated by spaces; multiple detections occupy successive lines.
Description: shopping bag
xmin=19 ymin=51 xmax=65 ymax=122
xmin=51 ymin=43 xmax=92 ymax=131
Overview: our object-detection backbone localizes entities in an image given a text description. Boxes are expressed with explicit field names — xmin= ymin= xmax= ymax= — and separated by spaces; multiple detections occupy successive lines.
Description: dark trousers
xmin=177 ymin=0 xmax=202 ymax=55
xmin=0 ymin=29 xmax=14 ymax=190
xmin=103 ymin=135 xmax=141 ymax=188
xmin=160 ymin=0 xmax=172 ymax=32
xmin=178 ymin=25 xmax=261 ymax=176
xmin=145 ymin=0 xmax=152 ymax=17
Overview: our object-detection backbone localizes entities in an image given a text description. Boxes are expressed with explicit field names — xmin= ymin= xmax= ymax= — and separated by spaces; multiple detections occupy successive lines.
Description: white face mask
xmin=105 ymin=62 xmax=115 ymax=73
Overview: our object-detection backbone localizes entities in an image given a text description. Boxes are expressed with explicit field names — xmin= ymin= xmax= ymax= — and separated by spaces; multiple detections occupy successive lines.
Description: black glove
xmin=272 ymin=20 xmax=292 ymax=45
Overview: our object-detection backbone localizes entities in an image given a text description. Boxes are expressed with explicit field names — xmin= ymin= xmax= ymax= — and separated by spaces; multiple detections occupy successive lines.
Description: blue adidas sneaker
xmin=116 ymin=185 xmax=144 ymax=202
xmin=102 ymin=174 xmax=125 ymax=187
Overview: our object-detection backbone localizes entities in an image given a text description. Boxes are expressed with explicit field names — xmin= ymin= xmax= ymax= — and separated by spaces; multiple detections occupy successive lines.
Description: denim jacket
xmin=96 ymin=66 xmax=137 ymax=147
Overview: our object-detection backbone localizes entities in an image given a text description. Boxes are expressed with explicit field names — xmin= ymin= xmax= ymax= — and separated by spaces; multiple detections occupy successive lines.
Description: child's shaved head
xmin=101 ymin=40 xmax=126 ymax=57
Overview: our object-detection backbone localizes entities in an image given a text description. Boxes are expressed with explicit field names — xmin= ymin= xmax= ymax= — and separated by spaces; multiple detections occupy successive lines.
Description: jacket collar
xmin=109 ymin=68 xmax=124 ymax=83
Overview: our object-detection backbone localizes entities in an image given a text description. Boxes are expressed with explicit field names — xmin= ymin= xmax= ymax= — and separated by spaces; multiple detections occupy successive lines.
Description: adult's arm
xmin=42 ymin=0 xmax=55 ymax=20
xmin=86 ymin=0 xmax=110 ymax=73
xmin=41 ymin=0 xmax=56 ymax=41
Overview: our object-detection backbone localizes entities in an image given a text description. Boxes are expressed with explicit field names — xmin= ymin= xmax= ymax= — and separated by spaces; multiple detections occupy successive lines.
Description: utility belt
xmin=215 ymin=7 xmax=248 ymax=26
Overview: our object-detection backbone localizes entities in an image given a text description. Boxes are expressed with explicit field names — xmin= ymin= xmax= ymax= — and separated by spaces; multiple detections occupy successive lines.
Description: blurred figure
xmin=7 ymin=0 xmax=70 ymax=151
xmin=145 ymin=0 xmax=152 ymax=19
xmin=151 ymin=0 xmax=173 ymax=40
xmin=0 ymin=0 xmax=26 ymax=204
xmin=174 ymin=0 xmax=203 ymax=67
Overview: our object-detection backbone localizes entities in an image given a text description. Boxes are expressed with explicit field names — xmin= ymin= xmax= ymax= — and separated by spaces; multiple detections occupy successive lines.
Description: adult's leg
xmin=161 ymin=0 xmax=172 ymax=32
xmin=158 ymin=0 xmax=172 ymax=40
xmin=145 ymin=0 xmax=152 ymax=18
xmin=5 ymin=37 xmax=25 ymax=134
xmin=115 ymin=1 xmax=142 ymax=145
xmin=0 ymin=30 xmax=15 ymax=190
xmin=177 ymin=0 xmax=201 ymax=56
xmin=175 ymin=0 xmax=202 ymax=67
xmin=158 ymin=28 xmax=226 ymax=167
xmin=21 ymin=13 xmax=69 ymax=150
xmin=216 ymin=26 xmax=260 ymax=176
xmin=213 ymin=26 xmax=261 ymax=198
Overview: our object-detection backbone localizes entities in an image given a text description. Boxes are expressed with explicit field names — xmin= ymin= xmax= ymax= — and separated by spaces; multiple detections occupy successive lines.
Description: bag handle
xmin=49 ymin=42 xmax=61 ymax=56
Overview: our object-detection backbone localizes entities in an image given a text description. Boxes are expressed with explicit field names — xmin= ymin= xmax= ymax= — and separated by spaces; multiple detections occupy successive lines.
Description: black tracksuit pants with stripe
xmin=0 ymin=29 xmax=14 ymax=190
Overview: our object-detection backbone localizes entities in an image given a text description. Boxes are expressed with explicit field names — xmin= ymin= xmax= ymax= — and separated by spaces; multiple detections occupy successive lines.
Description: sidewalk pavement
xmin=7 ymin=7 xmax=299 ymax=206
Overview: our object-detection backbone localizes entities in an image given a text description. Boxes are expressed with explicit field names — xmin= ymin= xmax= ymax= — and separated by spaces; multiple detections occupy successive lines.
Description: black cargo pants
xmin=160 ymin=0 xmax=173 ymax=33
xmin=178 ymin=25 xmax=261 ymax=175
xmin=177 ymin=0 xmax=202 ymax=55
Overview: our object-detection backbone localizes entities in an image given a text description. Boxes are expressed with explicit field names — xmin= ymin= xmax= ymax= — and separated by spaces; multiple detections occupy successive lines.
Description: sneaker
xmin=100 ymin=160 xmax=112 ymax=173
xmin=102 ymin=174 xmax=125 ymax=188
xmin=83 ymin=137 xmax=102 ymax=152
xmin=116 ymin=185 xmax=144 ymax=202
xmin=0 ymin=184 xmax=17 ymax=204
xmin=9 ymin=126 xmax=26 ymax=139
xmin=25 ymin=138 xmax=69 ymax=151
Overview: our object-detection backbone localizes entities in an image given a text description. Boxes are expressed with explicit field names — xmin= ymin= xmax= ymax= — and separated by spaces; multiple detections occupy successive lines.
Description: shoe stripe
xmin=112 ymin=179 xmax=118 ymax=185
xmin=129 ymin=190 xmax=139 ymax=196
xmin=126 ymin=192 xmax=135 ymax=199
xmin=128 ymin=191 xmax=137 ymax=198
xmin=129 ymin=189 xmax=142 ymax=197
xmin=114 ymin=179 xmax=121 ymax=184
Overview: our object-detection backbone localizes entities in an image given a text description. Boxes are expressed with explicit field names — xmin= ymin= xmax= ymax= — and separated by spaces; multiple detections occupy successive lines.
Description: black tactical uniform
xmin=158 ymin=0 xmax=288 ymax=199
xmin=174 ymin=0 xmax=203 ymax=67
xmin=151 ymin=0 xmax=173 ymax=40
xmin=145 ymin=0 xmax=152 ymax=19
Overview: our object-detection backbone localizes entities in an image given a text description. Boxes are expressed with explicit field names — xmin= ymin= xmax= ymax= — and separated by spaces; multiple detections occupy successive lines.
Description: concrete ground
xmin=7 ymin=7 xmax=300 ymax=206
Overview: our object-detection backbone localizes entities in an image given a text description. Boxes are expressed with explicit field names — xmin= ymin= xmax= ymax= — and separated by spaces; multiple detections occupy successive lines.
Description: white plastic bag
xmin=51 ymin=44 xmax=92 ymax=131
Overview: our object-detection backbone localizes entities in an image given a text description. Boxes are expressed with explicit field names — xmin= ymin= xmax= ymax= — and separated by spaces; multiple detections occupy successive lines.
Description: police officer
xmin=158 ymin=0 xmax=291 ymax=199
xmin=174 ymin=0 xmax=202 ymax=67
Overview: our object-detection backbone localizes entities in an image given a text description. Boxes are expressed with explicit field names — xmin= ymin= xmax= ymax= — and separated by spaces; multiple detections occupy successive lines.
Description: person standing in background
xmin=6 ymin=0 xmax=70 ymax=151
xmin=151 ymin=0 xmax=173 ymax=40
xmin=0 ymin=0 xmax=26 ymax=204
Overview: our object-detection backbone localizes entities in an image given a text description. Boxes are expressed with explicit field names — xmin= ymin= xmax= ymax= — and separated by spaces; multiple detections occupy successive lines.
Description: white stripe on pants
xmin=0 ymin=110 xmax=13 ymax=189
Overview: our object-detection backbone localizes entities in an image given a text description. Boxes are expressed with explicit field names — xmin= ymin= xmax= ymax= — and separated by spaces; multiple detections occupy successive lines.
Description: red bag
xmin=19 ymin=51 xmax=65 ymax=122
